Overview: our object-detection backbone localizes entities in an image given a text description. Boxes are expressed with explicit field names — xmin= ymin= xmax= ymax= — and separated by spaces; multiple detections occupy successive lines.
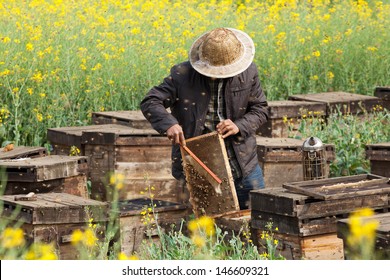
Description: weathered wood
xmin=256 ymin=137 xmax=335 ymax=188
xmin=252 ymin=210 xmax=339 ymax=236
xmin=257 ymin=100 xmax=326 ymax=138
xmin=214 ymin=210 xmax=251 ymax=238
xmin=288 ymin=91 xmax=383 ymax=116
xmin=0 ymin=155 xmax=88 ymax=182
xmin=374 ymin=86 xmax=390 ymax=110
xmin=91 ymin=110 xmax=153 ymax=129
xmin=181 ymin=132 xmax=239 ymax=217
xmin=116 ymin=198 xmax=189 ymax=255
xmin=49 ymin=124 xmax=176 ymax=202
xmin=365 ymin=142 xmax=390 ymax=178
xmin=0 ymin=193 xmax=108 ymax=225
xmin=282 ymin=174 xmax=390 ymax=200
xmin=0 ymin=146 xmax=47 ymax=160
xmin=1 ymin=174 xmax=89 ymax=198
xmin=251 ymin=188 xmax=389 ymax=219
xmin=254 ymin=230 xmax=344 ymax=260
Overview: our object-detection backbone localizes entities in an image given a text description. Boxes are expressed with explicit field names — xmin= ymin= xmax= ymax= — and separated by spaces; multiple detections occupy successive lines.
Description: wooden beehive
xmin=337 ymin=212 xmax=390 ymax=259
xmin=0 ymin=155 xmax=89 ymax=198
xmin=181 ymin=132 xmax=239 ymax=217
xmin=256 ymin=136 xmax=335 ymax=188
xmin=257 ymin=100 xmax=326 ymax=138
xmin=48 ymin=124 xmax=177 ymax=202
xmin=251 ymin=175 xmax=390 ymax=259
xmin=214 ymin=209 xmax=251 ymax=240
xmin=91 ymin=110 xmax=152 ymax=129
xmin=374 ymin=86 xmax=390 ymax=111
xmin=116 ymin=198 xmax=189 ymax=255
xmin=0 ymin=193 xmax=108 ymax=260
xmin=47 ymin=124 xmax=128 ymax=156
xmin=0 ymin=146 xmax=47 ymax=160
xmin=365 ymin=142 xmax=390 ymax=178
xmin=288 ymin=91 xmax=383 ymax=116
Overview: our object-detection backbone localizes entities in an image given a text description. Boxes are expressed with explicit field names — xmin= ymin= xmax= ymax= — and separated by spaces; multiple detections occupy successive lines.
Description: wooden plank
xmin=370 ymin=161 xmax=390 ymax=178
xmin=365 ymin=142 xmax=390 ymax=161
xmin=282 ymin=174 xmax=390 ymax=200
xmin=265 ymin=100 xmax=326 ymax=119
xmin=181 ymin=132 xmax=239 ymax=217
xmin=0 ymin=146 xmax=47 ymax=160
xmin=115 ymin=162 xmax=173 ymax=179
xmin=91 ymin=110 xmax=153 ymax=129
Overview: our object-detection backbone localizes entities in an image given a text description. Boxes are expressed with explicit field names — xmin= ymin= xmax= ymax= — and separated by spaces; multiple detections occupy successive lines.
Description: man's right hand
xmin=166 ymin=124 xmax=186 ymax=146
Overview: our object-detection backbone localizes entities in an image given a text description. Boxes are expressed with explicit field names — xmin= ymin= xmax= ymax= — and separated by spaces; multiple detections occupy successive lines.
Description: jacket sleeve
xmin=234 ymin=63 xmax=269 ymax=139
xmin=140 ymin=66 xmax=180 ymax=134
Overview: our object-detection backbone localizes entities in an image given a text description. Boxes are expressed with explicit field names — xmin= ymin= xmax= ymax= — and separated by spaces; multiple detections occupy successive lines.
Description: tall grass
xmin=0 ymin=0 xmax=389 ymax=146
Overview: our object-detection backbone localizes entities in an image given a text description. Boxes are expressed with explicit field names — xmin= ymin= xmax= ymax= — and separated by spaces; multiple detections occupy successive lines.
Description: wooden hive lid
xmin=0 ymin=192 xmax=109 ymax=225
xmin=0 ymin=155 xmax=88 ymax=182
xmin=0 ymin=146 xmax=47 ymax=160
xmin=91 ymin=110 xmax=153 ymax=129
xmin=266 ymin=100 xmax=326 ymax=119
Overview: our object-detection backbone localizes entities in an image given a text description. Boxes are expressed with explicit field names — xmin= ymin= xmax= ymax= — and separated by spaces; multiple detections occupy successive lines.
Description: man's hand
xmin=216 ymin=119 xmax=239 ymax=138
xmin=166 ymin=124 xmax=186 ymax=146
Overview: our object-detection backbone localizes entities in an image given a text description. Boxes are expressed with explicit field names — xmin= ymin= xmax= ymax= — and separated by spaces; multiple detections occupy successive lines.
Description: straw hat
xmin=189 ymin=27 xmax=255 ymax=78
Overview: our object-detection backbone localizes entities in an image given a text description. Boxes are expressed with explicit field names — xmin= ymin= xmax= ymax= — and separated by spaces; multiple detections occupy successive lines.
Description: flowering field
xmin=0 ymin=0 xmax=389 ymax=147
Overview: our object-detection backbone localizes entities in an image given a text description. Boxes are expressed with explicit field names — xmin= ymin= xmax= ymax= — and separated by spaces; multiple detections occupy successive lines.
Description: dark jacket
xmin=140 ymin=61 xmax=269 ymax=180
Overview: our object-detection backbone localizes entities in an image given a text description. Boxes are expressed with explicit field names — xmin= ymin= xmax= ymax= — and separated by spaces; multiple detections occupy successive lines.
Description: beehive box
xmin=288 ymin=91 xmax=383 ymax=116
xmin=116 ymin=198 xmax=189 ymax=254
xmin=0 ymin=146 xmax=47 ymax=160
xmin=337 ymin=212 xmax=390 ymax=259
xmin=214 ymin=210 xmax=251 ymax=240
xmin=91 ymin=110 xmax=152 ymax=129
xmin=181 ymin=132 xmax=239 ymax=217
xmin=0 ymin=155 xmax=89 ymax=198
xmin=251 ymin=175 xmax=390 ymax=259
xmin=48 ymin=124 xmax=177 ymax=202
xmin=256 ymin=137 xmax=335 ymax=189
xmin=0 ymin=193 xmax=108 ymax=260
xmin=257 ymin=100 xmax=326 ymax=138
xmin=365 ymin=142 xmax=390 ymax=178
xmin=374 ymin=86 xmax=390 ymax=111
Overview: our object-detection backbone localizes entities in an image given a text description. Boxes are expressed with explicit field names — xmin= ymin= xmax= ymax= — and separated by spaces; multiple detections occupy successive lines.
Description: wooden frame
xmin=181 ymin=132 xmax=239 ymax=217
xmin=282 ymin=174 xmax=390 ymax=200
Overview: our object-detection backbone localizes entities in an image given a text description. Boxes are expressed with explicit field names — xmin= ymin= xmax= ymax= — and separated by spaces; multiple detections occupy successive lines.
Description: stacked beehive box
xmin=0 ymin=193 xmax=108 ymax=259
xmin=256 ymin=136 xmax=335 ymax=189
xmin=257 ymin=100 xmax=326 ymax=138
xmin=365 ymin=142 xmax=390 ymax=179
xmin=47 ymin=112 xmax=190 ymax=254
xmin=47 ymin=123 xmax=179 ymax=202
xmin=0 ymin=147 xmax=89 ymax=198
xmin=251 ymin=174 xmax=390 ymax=259
xmin=374 ymin=86 xmax=390 ymax=111
xmin=288 ymin=91 xmax=383 ymax=116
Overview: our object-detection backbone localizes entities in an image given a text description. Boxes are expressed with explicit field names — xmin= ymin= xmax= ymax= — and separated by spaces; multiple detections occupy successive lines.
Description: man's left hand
xmin=216 ymin=119 xmax=239 ymax=138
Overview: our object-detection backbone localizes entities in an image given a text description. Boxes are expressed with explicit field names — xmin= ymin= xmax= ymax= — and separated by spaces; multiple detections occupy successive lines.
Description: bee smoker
xmin=302 ymin=136 xmax=326 ymax=180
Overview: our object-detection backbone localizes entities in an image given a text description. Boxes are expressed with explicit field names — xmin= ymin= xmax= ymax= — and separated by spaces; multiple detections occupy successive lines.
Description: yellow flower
xmin=118 ymin=252 xmax=139 ymax=260
xmin=188 ymin=216 xmax=215 ymax=237
xmin=191 ymin=234 xmax=206 ymax=248
xmin=1 ymin=227 xmax=25 ymax=249
xmin=109 ymin=173 xmax=125 ymax=190
xmin=24 ymin=243 xmax=58 ymax=260
xmin=71 ymin=229 xmax=84 ymax=245
xmin=327 ymin=71 xmax=335 ymax=80
xmin=312 ymin=50 xmax=321 ymax=57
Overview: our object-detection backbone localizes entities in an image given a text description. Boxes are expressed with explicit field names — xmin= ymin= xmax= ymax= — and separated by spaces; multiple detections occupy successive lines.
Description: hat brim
xmin=189 ymin=28 xmax=255 ymax=79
